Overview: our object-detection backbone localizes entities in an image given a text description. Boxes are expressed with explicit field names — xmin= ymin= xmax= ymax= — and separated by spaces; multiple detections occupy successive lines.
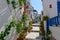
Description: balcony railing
xmin=49 ymin=16 xmax=60 ymax=26
xmin=46 ymin=16 xmax=60 ymax=32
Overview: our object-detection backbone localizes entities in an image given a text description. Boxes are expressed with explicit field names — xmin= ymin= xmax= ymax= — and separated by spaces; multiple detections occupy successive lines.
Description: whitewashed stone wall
xmin=0 ymin=0 xmax=22 ymax=40
xmin=50 ymin=26 xmax=60 ymax=40
xmin=42 ymin=0 xmax=60 ymax=40
xmin=0 ymin=0 xmax=11 ymax=28
xmin=42 ymin=0 xmax=58 ymax=18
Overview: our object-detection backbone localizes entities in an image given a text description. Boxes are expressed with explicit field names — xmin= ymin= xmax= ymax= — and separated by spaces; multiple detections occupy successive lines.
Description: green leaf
xmin=0 ymin=32 xmax=4 ymax=39
xmin=6 ymin=0 xmax=10 ymax=4
xmin=43 ymin=16 xmax=49 ymax=21
xmin=11 ymin=0 xmax=16 ymax=9
xmin=18 ymin=0 xmax=22 ymax=6
xmin=23 ymin=0 xmax=26 ymax=5
xmin=16 ymin=21 xmax=23 ymax=33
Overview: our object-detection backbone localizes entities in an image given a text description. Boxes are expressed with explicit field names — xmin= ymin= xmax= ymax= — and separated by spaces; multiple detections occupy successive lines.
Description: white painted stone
xmin=50 ymin=26 xmax=60 ymax=40
xmin=32 ymin=23 xmax=40 ymax=26
xmin=44 ymin=21 xmax=46 ymax=32
xmin=32 ymin=27 xmax=39 ymax=31
xmin=42 ymin=0 xmax=58 ymax=18
xmin=26 ymin=32 xmax=39 ymax=40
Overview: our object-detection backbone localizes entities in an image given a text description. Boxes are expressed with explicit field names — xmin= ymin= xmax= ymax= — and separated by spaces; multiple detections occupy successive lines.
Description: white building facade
xmin=42 ymin=0 xmax=60 ymax=40
xmin=26 ymin=0 xmax=34 ymax=20
xmin=42 ymin=0 xmax=58 ymax=18
xmin=0 ymin=0 xmax=23 ymax=40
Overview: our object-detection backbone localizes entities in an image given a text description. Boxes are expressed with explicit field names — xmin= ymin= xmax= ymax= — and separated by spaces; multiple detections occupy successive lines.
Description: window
xmin=49 ymin=4 xmax=52 ymax=8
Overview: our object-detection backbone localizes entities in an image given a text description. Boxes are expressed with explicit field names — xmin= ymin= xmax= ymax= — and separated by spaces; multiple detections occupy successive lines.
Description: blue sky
xmin=31 ymin=0 xmax=43 ymax=14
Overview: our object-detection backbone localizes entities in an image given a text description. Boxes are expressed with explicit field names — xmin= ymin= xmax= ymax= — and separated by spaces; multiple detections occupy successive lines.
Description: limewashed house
xmin=0 ymin=0 xmax=22 ymax=40
xmin=42 ymin=0 xmax=60 ymax=40
xmin=0 ymin=0 xmax=34 ymax=40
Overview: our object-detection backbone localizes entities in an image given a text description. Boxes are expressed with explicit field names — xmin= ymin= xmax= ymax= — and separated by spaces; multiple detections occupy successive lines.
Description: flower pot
xmin=24 ymin=6 xmax=26 ymax=10
xmin=28 ymin=30 xmax=31 ymax=33
xmin=28 ymin=27 xmax=32 ymax=33
xmin=23 ymin=31 xmax=27 ymax=36
xmin=16 ymin=38 xmax=23 ymax=40
xmin=23 ymin=29 xmax=28 ymax=32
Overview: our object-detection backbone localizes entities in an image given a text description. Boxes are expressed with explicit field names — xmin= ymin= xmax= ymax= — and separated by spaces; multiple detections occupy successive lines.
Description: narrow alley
xmin=0 ymin=0 xmax=60 ymax=40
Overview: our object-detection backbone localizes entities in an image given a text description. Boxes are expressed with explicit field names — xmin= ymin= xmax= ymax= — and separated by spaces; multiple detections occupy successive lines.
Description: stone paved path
xmin=25 ymin=23 xmax=41 ymax=40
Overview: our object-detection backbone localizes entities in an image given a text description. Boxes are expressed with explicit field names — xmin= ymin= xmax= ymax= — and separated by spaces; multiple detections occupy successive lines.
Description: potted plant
xmin=18 ymin=0 xmax=26 ymax=9
xmin=17 ymin=32 xmax=25 ymax=40
xmin=45 ymin=30 xmax=51 ymax=40
xmin=43 ymin=16 xmax=49 ymax=21
xmin=39 ymin=21 xmax=45 ymax=40
xmin=16 ymin=21 xmax=23 ymax=33
xmin=22 ymin=27 xmax=28 ymax=36
xmin=28 ymin=27 xmax=32 ymax=32
xmin=29 ymin=21 xmax=32 ymax=27
xmin=18 ymin=0 xmax=22 ymax=6
xmin=23 ymin=27 xmax=28 ymax=33
xmin=27 ymin=21 xmax=32 ymax=32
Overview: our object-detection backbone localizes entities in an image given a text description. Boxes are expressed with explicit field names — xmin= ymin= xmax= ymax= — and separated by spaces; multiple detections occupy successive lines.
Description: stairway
xmin=25 ymin=23 xmax=41 ymax=40
xmin=31 ymin=23 xmax=40 ymax=32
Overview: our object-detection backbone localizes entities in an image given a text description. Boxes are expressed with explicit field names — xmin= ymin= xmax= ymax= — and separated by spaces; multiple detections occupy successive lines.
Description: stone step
xmin=25 ymin=32 xmax=41 ymax=40
xmin=31 ymin=27 xmax=40 ymax=32
xmin=31 ymin=31 xmax=39 ymax=32
xmin=32 ymin=26 xmax=39 ymax=27
xmin=32 ymin=23 xmax=40 ymax=26
xmin=32 ymin=25 xmax=40 ymax=27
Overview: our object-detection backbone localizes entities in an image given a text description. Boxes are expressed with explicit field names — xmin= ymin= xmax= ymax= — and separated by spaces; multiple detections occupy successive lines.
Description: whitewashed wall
xmin=42 ymin=0 xmax=60 ymax=40
xmin=0 ymin=0 xmax=22 ymax=40
xmin=42 ymin=0 xmax=58 ymax=18
xmin=50 ymin=26 xmax=60 ymax=40
xmin=0 ymin=0 xmax=33 ymax=40
xmin=0 ymin=0 xmax=22 ymax=27
xmin=0 ymin=0 xmax=11 ymax=28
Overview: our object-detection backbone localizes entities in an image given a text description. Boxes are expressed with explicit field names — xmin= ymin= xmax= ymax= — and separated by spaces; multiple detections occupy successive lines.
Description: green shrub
xmin=18 ymin=0 xmax=22 ymax=6
xmin=0 ymin=20 xmax=16 ymax=40
xmin=39 ymin=21 xmax=45 ymax=36
xmin=19 ymin=32 xmax=25 ymax=39
xmin=23 ymin=27 xmax=28 ymax=31
xmin=43 ymin=16 xmax=49 ymax=21
xmin=16 ymin=21 xmax=23 ymax=33
xmin=11 ymin=0 xmax=16 ymax=9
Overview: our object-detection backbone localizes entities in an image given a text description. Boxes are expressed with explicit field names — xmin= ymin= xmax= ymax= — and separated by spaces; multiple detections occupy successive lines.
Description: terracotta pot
xmin=24 ymin=6 xmax=26 ymax=10
xmin=23 ymin=11 xmax=26 ymax=14
xmin=23 ymin=31 xmax=27 ymax=36
xmin=16 ymin=38 xmax=23 ymax=40
xmin=24 ymin=30 xmax=27 ymax=33
xmin=28 ymin=30 xmax=31 ymax=33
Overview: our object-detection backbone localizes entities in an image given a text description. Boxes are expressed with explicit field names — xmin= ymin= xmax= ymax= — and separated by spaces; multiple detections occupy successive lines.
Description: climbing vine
xmin=16 ymin=21 xmax=23 ymax=33
xmin=18 ymin=0 xmax=22 ymax=6
xmin=11 ymin=0 xmax=16 ymax=9
xmin=0 ymin=20 xmax=16 ymax=40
